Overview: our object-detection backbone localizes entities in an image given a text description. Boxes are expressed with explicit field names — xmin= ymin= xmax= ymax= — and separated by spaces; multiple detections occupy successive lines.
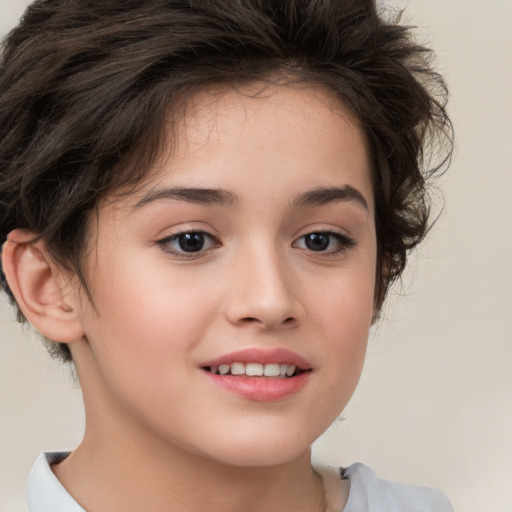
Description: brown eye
xmin=159 ymin=231 xmax=218 ymax=255
xmin=177 ymin=233 xmax=207 ymax=252
xmin=304 ymin=233 xmax=330 ymax=251
xmin=294 ymin=231 xmax=356 ymax=254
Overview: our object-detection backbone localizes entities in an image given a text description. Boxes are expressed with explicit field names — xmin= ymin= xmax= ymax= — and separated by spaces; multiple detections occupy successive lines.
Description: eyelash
xmin=157 ymin=230 xmax=356 ymax=258
xmin=157 ymin=231 xmax=221 ymax=258
xmin=293 ymin=230 xmax=356 ymax=256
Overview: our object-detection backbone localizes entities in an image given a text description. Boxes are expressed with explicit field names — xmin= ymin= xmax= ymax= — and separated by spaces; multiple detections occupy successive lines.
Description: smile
xmin=205 ymin=362 xmax=303 ymax=378
xmin=200 ymin=349 xmax=312 ymax=401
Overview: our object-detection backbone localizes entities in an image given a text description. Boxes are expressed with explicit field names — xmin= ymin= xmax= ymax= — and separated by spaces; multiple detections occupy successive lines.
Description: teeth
xmin=263 ymin=363 xmax=281 ymax=377
xmin=230 ymin=362 xmax=246 ymax=375
xmin=246 ymin=363 xmax=263 ymax=376
xmin=209 ymin=362 xmax=300 ymax=377
xmin=218 ymin=364 xmax=230 ymax=375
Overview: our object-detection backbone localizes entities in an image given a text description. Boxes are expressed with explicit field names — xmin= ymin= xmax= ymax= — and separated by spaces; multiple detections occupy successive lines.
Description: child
xmin=0 ymin=1 xmax=454 ymax=510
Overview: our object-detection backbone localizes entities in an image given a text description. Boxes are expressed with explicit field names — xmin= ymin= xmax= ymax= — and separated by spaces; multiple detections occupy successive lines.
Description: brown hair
xmin=0 ymin=0 xmax=453 ymax=362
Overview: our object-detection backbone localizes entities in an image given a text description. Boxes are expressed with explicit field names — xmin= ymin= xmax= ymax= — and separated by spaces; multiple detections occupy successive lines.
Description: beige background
xmin=1 ymin=0 xmax=511 ymax=511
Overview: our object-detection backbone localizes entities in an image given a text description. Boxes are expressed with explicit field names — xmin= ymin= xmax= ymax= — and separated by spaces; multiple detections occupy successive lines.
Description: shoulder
xmin=342 ymin=463 xmax=453 ymax=512
xmin=315 ymin=463 xmax=453 ymax=512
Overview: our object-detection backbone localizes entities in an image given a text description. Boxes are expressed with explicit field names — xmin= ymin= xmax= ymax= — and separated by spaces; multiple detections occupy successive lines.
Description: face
xmin=71 ymin=83 xmax=377 ymax=467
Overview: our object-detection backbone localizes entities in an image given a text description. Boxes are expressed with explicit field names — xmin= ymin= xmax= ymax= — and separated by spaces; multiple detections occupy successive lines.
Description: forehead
xmin=181 ymin=81 xmax=366 ymax=161
xmin=178 ymin=81 xmax=359 ymax=137
xmin=104 ymin=81 xmax=372 ymax=215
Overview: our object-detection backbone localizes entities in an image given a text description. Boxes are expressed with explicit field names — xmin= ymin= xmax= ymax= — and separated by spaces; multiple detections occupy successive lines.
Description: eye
xmin=294 ymin=231 xmax=355 ymax=254
xmin=158 ymin=231 xmax=218 ymax=255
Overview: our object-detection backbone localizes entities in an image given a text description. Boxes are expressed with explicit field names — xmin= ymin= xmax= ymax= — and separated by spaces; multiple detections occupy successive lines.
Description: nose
xmin=224 ymin=245 xmax=305 ymax=330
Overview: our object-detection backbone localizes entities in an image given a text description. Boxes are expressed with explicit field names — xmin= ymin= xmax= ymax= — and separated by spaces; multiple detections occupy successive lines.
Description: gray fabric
xmin=341 ymin=463 xmax=453 ymax=512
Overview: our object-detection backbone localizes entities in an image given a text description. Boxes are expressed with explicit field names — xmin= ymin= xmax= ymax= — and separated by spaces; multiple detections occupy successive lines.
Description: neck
xmin=53 ymin=412 xmax=327 ymax=512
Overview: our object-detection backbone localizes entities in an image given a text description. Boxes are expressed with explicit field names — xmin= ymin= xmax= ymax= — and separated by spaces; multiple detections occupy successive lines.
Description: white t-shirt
xmin=27 ymin=452 xmax=453 ymax=512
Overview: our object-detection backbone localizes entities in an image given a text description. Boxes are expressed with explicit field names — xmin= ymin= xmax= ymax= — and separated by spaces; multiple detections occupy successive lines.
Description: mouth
xmin=199 ymin=348 xmax=312 ymax=401
xmin=202 ymin=362 xmax=308 ymax=378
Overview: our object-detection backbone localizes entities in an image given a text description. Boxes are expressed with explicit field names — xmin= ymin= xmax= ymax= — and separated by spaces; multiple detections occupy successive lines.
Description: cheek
xmin=79 ymin=266 xmax=231 ymax=418
xmin=76 ymin=272 xmax=214 ymax=420
xmin=313 ymin=256 xmax=376 ymax=327
xmin=89 ymin=288 xmax=216 ymax=365
xmin=311 ymin=262 xmax=375 ymax=384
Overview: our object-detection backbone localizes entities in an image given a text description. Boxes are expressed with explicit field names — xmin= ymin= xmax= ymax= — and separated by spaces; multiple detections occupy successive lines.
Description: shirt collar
xmin=27 ymin=452 xmax=85 ymax=512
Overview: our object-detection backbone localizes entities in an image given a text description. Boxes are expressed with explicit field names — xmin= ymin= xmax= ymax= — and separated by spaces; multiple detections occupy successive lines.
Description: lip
xmin=200 ymin=348 xmax=312 ymax=402
xmin=200 ymin=348 xmax=312 ymax=370
xmin=203 ymin=371 xmax=310 ymax=401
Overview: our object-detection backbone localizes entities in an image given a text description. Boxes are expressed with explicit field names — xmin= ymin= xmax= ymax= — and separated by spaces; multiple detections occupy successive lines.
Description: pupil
xmin=305 ymin=233 xmax=329 ymax=251
xmin=178 ymin=233 xmax=204 ymax=252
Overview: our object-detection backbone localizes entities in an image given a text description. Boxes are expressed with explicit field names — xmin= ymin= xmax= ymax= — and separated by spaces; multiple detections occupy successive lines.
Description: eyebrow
xmin=292 ymin=186 xmax=369 ymax=211
xmin=134 ymin=187 xmax=238 ymax=208
xmin=134 ymin=184 xmax=368 ymax=211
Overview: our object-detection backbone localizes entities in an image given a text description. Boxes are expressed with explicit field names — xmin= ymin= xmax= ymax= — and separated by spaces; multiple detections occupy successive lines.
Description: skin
xmin=5 ymin=83 xmax=377 ymax=511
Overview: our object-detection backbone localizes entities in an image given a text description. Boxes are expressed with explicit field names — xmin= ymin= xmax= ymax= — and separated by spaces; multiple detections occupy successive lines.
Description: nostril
xmin=240 ymin=317 xmax=259 ymax=324
xmin=238 ymin=316 xmax=296 ymax=328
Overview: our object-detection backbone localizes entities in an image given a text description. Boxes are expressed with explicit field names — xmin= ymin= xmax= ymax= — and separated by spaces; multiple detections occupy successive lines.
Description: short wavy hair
xmin=0 ymin=0 xmax=452 ymax=363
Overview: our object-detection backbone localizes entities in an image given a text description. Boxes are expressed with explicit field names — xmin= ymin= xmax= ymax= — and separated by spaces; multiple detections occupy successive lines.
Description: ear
xmin=1 ymin=229 xmax=85 ymax=343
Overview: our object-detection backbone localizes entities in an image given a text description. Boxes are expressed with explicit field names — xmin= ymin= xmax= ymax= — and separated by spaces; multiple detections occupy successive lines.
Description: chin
xmin=195 ymin=428 xmax=315 ymax=468
xmin=212 ymin=448 xmax=308 ymax=468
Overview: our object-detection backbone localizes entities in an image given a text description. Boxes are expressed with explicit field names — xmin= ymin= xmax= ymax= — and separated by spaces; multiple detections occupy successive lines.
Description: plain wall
xmin=1 ymin=1 xmax=511 ymax=511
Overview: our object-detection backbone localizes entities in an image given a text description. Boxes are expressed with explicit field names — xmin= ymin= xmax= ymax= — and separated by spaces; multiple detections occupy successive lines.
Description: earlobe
xmin=1 ymin=229 xmax=85 ymax=343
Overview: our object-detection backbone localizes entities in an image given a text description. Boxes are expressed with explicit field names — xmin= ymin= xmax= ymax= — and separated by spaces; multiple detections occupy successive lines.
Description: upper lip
xmin=200 ymin=348 xmax=312 ymax=370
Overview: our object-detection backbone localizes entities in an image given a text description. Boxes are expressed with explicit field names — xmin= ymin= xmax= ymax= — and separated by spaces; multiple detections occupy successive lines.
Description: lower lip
xmin=202 ymin=371 xmax=311 ymax=402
